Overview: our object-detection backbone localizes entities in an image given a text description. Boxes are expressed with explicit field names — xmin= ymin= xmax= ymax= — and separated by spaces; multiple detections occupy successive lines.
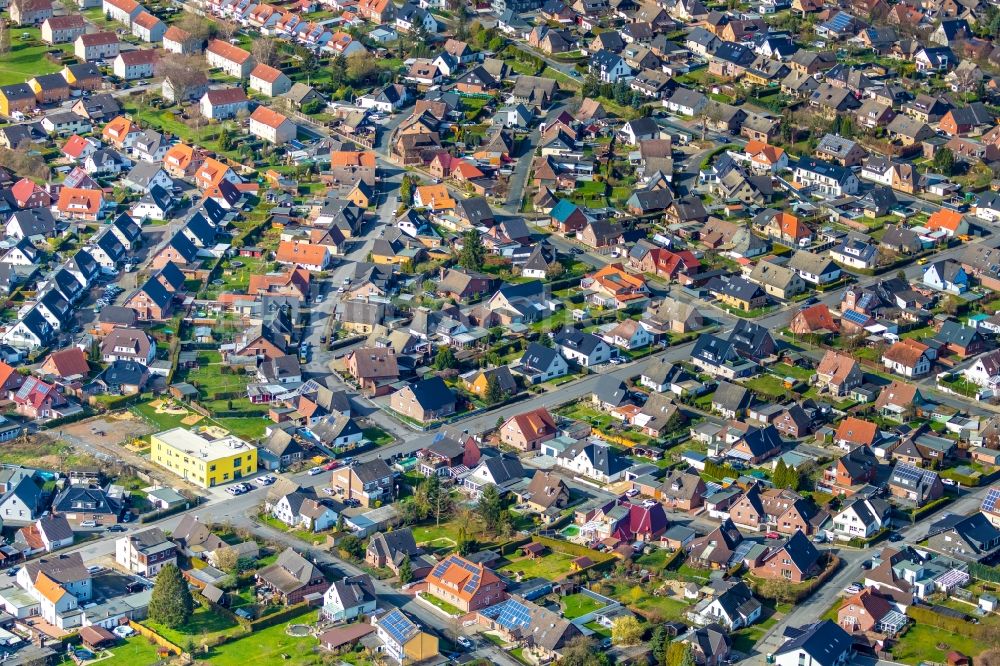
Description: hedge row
xmin=532 ymin=535 xmax=616 ymax=563
xmin=500 ymin=536 xmax=533 ymax=556
xmin=906 ymin=604 xmax=994 ymax=640
xmin=40 ymin=408 xmax=94 ymax=431
xmin=210 ymin=409 xmax=269 ymax=419
xmin=969 ymin=562 xmax=1000 ymax=584
xmin=909 ymin=495 xmax=954 ymax=522
xmin=247 ymin=602 xmax=314 ymax=632
xmin=139 ymin=500 xmax=195 ymax=524
xmin=750 ymin=554 xmax=841 ymax=604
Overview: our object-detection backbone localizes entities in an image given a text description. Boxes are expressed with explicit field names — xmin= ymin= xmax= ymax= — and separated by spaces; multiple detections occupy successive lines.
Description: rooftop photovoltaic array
xmin=982 ymin=487 xmax=1000 ymax=514
xmin=481 ymin=599 xmax=532 ymax=630
xmin=379 ymin=609 xmax=417 ymax=644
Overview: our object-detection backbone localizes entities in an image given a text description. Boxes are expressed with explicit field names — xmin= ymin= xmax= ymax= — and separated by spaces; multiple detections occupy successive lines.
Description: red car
xmin=765 ymin=532 xmax=780 ymax=540
xmin=323 ymin=460 xmax=342 ymax=471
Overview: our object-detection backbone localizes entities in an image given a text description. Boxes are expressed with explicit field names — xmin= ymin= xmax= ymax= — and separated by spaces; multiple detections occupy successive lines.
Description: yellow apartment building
xmin=150 ymin=427 xmax=257 ymax=488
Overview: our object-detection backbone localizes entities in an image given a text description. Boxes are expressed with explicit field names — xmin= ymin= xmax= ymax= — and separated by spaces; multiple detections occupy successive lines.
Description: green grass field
xmin=57 ymin=635 xmax=168 ymax=666
xmin=200 ymin=610 xmax=321 ymax=665
xmin=891 ymin=624 xmax=982 ymax=665
xmin=363 ymin=427 xmax=394 ymax=446
xmin=0 ymin=29 xmax=72 ymax=86
xmin=499 ymin=550 xmax=577 ymax=580
xmin=143 ymin=604 xmax=244 ymax=648
xmin=561 ymin=593 xmax=605 ymax=619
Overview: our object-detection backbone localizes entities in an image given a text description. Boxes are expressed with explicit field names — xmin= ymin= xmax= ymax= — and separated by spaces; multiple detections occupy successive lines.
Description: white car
xmin=80 ymin=520 xmax=97 ymax=528
xmin=456 ymin=636 xmax=473 ymax=649
xmin=941 ymin=478 xmax=956 ymax=486
xmin=307 ymin=466 xmax=324 ymax=476
xmin=843 ymin=584 xmax=861 ymax=596
xmin=625 ymin=489 xmax=639 ymax=497
xmin=255 ymin=475 xmax=276 ymax=486
xmin=641 ymin=499 xmax=657 ymax=508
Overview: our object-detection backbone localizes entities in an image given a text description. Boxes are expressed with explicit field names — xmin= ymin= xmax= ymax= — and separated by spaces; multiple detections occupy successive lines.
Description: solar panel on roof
xmin=982 ymin=487 xmax=1000 ymax=513
xmin=380 ymin=609 xmax=416 ymax=644
xmin=842 ymin=310 xmax=869 ymax=325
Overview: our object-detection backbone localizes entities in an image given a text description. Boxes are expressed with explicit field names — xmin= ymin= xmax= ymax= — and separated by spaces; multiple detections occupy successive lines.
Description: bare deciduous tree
xmin=174 ymin=11 xmax=213 ymax=45
xmin=213 ymin=19 xmax=238 ymax=41
xmin=156 ymin=54 xmax=208 ymax=104
xmin=0 ymin=20 xmax=10 ymax=55
xmin=251 ymin=36 xmax=278 ymax=67
xmin=0 ymin=146 xmax=49 ymax=180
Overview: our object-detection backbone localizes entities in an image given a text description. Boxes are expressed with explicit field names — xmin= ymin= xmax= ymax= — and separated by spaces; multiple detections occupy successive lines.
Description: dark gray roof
xmin=406 ymin=376 xmax=455 ymax=411
xmin=554 ymin=327 xmax=607 ymax=356
xmin=775 ymin=620 xmax=852 ymax=665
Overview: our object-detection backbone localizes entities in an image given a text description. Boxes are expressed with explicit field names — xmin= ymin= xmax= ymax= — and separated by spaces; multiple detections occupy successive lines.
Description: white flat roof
xmin=154 ymin=427 xmax=256 ymax=462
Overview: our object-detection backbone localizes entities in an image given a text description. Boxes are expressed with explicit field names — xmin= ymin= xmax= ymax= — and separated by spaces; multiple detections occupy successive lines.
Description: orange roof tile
xmin=794 ymin=303 xmax=838 ymax=333
xmin=835 ymin=417 xmax=878 ymax=446
xmin=34 ymin=572 xmax=67 ymax=605
xmin=207 ymin=38 xmax=252 ymax=64
xmin=927 ymin=208 xmax=965 ymax=232
xmin=251 ymin=63 xmax=285 ymax=83
xmin=276 ymin=240 xmax=327 ymax=266
xmin=250 ymin=105 xmax=290 ymax=129
xmin=163 ymin=25 xmax=190 ymax=43
xmin=57 ymin=187 xmax=102 ymax=214
xmin=132 ymin=11 xmax=161 ymax=29
xmin=330 ymin=151 xmax=376 ymax=168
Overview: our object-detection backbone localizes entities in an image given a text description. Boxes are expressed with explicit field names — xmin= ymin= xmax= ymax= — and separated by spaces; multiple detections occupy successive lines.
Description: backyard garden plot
xmin=499 ymin=549 xmax=578 ymax=580
xmin=57 ymin=635 xmax=170 ymax=666
xmin=560 ymin=593 xmax=605 ymax=619
xmin=195 ymin=610 xmax=323 ymax=666
xmin=0 ymin=28 xmax=72 ymax=87
xmin=131 ymin=399 xmax=267 ymax=441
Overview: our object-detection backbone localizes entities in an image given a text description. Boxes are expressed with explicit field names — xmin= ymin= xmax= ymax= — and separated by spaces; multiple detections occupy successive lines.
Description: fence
xmin=127 ymin=620 xmax=182 ymax=656
xmin=139 ymin=499 xmax=197 ymax=524
xmin=40 ymin=408 xmax=94 ymax=431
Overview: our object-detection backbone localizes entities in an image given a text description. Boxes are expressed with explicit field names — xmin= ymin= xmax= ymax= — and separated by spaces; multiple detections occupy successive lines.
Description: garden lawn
xmin=201 ymin=611 xmax=321 ymax=665
xmin=72 ymin=635 xmax=166 ymax=666
xmin=0 ymin=30 xmax=71 ymax=86
xmin=363 ymin=427 xmax=394 ymax=446
xmin=177 ymin=361 xmax=252 ymax=399
xmin=561 ymin=593 xmax=605 ymax=619
xmin=421 ymin=592 xmax=462 ymax=616
xmin=143 ymin=604 xmax=243 ymax=647
xmin=608 ymin=582 xmax=691 ymax=620
xmin=731 ymin=615 xmax=778 ymax=654
xmin=742 ymin=374 xmax=789 ymax=399
xmin=891 ymin=624 xmax=982 ymax=665
xmin=583 ymin=620 xmax=611 ymax=638
xmin=771 ymin=363 xmax=814 ymax=381
xmin=499 ymin=551 xmax=576 ymax=580
xmin=213 ymin=417 xmax=269 ymax=440
xmin=557 ymin=402 xmax=617 ymax=431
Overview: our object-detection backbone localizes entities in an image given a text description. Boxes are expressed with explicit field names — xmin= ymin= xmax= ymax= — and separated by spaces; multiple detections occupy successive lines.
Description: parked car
xmin=80 ymin=520 xmax=97 ymax=528
xmin=107 ymin=525 xmax=127 ymax=533
xmin=255 ymin=475 xmax=276 ymax=486
xmin=307 ymin=466 xmax=323 ymax=476
xmin=843 ymin=583 xmax=861 ymax=596
xmin=764 ymin=531 xmax=780 ymax=540
xmin=456 ymin=637 xmax=473 ymax=650
xmin=941 ymin=478 xmax=956 ymax=486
